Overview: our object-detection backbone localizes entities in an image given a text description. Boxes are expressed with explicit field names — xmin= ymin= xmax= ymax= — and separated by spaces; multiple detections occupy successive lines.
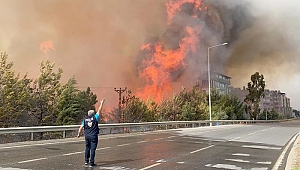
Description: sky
xmin=0 ymin=0 xmax=299 ymax=110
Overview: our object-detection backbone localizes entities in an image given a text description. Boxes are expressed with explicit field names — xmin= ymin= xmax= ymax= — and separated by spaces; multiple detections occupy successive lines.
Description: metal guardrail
xmin=0 ymin=120 xmax=281 ymax=141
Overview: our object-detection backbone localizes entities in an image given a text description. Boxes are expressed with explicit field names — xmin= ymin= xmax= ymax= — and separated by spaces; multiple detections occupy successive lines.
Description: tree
xmin=56 ymin=77 xmax=81 ymax=125
xmin=223 ymin=94 xmax=245 ymax=120
xmin=293 ymin=109 xmax=299 ymax=117
xmin=209 ymin=89 xmax=228 ymax=120
xmin=30 ymin=60 xmax=63 ymax=125
xmin=160 ymin=87 xmax=208 ymax=121
xmin=76 ymin=87 xmax=98 ymax=122
xmin=244 ymin=72 xmax=265 ymax=119
xmin=0 ymin=53 xmax=32 ymax=127
xmin=123 ymin=97 xmax=151 ymax=122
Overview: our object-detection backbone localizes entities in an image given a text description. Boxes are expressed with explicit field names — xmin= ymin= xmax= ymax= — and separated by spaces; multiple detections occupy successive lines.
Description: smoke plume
xmin=225 ymin=0 xmax=300 ymax=109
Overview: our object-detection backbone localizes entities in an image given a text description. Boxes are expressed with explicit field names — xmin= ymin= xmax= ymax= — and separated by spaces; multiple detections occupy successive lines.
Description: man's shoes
xmin=84 ymin=161 xmax=89 ymax=166
xmin=89 ymin=163 xmax=97 ymax=167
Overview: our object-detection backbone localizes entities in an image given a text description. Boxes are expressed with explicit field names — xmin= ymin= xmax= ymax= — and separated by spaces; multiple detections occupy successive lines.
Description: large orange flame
xmin=137 ymin=26 xmax=200 ymax=102
xmin=40 ymin=40 xmax=55 ymax=55
xmin=166 ymin=0 xmax=205 ymax=24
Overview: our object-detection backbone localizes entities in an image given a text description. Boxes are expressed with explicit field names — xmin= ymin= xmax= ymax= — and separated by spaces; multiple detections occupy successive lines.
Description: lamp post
xmin=208 ymin=42 xmax=228 ymax=126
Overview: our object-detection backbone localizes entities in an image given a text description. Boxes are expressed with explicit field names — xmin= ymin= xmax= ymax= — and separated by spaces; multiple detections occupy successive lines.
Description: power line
xmin=76 ymin=86 xmax=116 ymax=89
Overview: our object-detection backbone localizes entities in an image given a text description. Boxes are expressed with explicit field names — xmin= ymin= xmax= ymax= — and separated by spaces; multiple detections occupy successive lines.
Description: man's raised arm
xmin=96 ymin=98 xmax=105 ymax=115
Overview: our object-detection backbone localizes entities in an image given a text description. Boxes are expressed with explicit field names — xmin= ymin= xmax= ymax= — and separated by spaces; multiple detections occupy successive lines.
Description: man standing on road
xmin=77 ymin=98 xmax=105 ymax=167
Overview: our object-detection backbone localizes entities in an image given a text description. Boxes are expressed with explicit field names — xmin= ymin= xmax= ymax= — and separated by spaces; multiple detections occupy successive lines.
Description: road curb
xmin=286 ymin=132 xmax=300 ymax=170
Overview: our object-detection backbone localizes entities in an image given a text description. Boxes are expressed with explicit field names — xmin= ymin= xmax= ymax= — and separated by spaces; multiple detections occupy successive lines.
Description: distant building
xmin=260 ymin=90 xmax=293 ymax=118
xmin=229 ymin=86 xmax=248 ymax=102
xmin=199 ymin=71 xmax=231 ymax=94
xmin=230 ymin=87 xmax=293 ymax=118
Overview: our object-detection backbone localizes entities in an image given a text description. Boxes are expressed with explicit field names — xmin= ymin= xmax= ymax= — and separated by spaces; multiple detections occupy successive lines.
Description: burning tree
xmin=244 ymin=72 xmax=265 ymax=120
xmin=136 ymin=0 xmax=250 ymax=103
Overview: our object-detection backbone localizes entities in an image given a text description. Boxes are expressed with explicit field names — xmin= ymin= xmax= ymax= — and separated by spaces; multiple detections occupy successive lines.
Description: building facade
xmin=260 ymin=90 xmax=293 ymax=118
xmin=230 ymin=87 xmax=293 ymax=118
xmin=200 ymin=71 xmax=231 ymax=95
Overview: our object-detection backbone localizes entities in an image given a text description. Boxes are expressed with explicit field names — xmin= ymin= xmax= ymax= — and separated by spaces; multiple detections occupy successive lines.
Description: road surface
xmin=0 ymin=120 xmax=299 ymax=170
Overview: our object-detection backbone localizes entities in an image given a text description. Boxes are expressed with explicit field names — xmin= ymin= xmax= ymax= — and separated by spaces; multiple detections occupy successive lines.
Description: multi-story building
xmin=259 ymin=90 xmax=293 ymax=117
xmin=231 ymin=87 xmax=293 ymax=118
xmin=229 ymin=86 xmax=248 ymax=102
xmin=199 ymin=71 xmax=231 ymax=94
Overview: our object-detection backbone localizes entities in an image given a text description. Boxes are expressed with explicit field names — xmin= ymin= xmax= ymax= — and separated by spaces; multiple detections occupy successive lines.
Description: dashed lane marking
xmin=63 ymin=151 xmax=83 ymax=156
xmin=153 ymin=138 xmax=164 ymax=141
xmin=117 ymin=143 xmax=131 ymax=147
xmin=225 ymin=159 xmax=250 ymax=163
xmin=139 ymin=163 xmax=161 ymax=170
xmin=257 ymin=162 xmax=272 ymax=165
xmin=167 ymin=136 xmax=176 ymax=138
xmin=232 ymin=153 xmax=250 ymax=157
xmin=156 ymin=159 xmax=166 ymax=163
xmin=97 ymin=146 xmax=112 ymax=150
xmin=242 ymin=145 xmax=281 ymax=150
xmin=18 ymin=158 xmax=47 ymax=164
xmin=190 ymin=145 xmax=214 ymax=154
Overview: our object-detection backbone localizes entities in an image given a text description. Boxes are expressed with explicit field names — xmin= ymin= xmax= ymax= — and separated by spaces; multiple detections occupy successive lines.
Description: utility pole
xmin=114 ymin=87 xmax=127 ymax=123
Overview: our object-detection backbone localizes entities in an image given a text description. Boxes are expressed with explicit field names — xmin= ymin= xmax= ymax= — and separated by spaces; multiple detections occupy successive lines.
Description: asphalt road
xmin=0 ymin=120 xmax=299 ymax=170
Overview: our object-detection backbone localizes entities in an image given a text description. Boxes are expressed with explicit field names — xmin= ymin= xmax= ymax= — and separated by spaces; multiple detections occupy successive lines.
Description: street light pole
xmin=208 ymin=42 xmax=228 ymax=126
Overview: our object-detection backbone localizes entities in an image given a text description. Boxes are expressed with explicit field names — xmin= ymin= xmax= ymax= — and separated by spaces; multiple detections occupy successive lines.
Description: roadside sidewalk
xmin=287 ymin=133 xmax=300 ymax=170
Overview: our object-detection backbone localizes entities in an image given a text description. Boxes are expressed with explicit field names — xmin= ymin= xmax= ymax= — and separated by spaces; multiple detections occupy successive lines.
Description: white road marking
xmin=257 ymin=162 xmax=271 ymax=165
xmin=16 ymin=146 xmax=112 ymax=164
xmin=183 ymin=137 xmax=200 ymax=140
xmin=154 ymin=138 xmax=164 ymax=141
xmin=156 ymin=159 xmax=166 ymax=163
xmin=139 ymin=163 xmax=161 ymax=170
xmin=232 ymin=153 xmax=250 ymax=156
xmin=229 ymin=127 xmax=275 ymax=142
xmin=272 ymin=132 xmax=299 ymax=170
xmin=97 ymin=146 xmax=111 ymax=150
xmin=242 ymin=145 xmax=281 ymax=150
xmin=0 ymin=140 xmax=84 ymax=149
xmin=18 ymin=158 xmax=47 ymax=164
xmin=99 ymin=166 xmax=133 ymax=169
xmin=205 ymin=163 xmax=242 ymax=169
xmin=137 ymin=141 xmax=147 ymax=143
xmin=206 ymin=164 xmax=268 ymax=170
xmin=212 ymin=139 xmax=226 ymax=142
xmin=0 ymin=167 xmax=29 ymax=170
xmin=63 ymin=151 xmax=83 ymax=156
xmin=248 ymin=132 xmax=257 ymax=135
xmin=167 ymin=136 xmax=176 ymax=138
xmin=225 ymin=159 xmax=249 ymax=163
xmin=117 ymin=143 xmax=131 ymax=147
xmin=190 ymin=145 xmax=214 ymax=154
xmin=177 ymin=162 xmax=185 ymax=164
xmin=229 ymin=137 xmax=241 ymax=141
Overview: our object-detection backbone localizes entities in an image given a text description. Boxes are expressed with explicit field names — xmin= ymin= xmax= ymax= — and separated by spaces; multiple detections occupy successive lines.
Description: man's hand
xmin=100 ymin=98 xmax=105 ymax=104
xmin=97 ymin=98 xmax=105 ymax=113
xmin=77 ymin=125 xmax=84 ymax=138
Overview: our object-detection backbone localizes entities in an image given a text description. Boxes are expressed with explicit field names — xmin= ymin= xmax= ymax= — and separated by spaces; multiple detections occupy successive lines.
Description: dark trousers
xmin=85 ymin=135 xmax=98 ymax=163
